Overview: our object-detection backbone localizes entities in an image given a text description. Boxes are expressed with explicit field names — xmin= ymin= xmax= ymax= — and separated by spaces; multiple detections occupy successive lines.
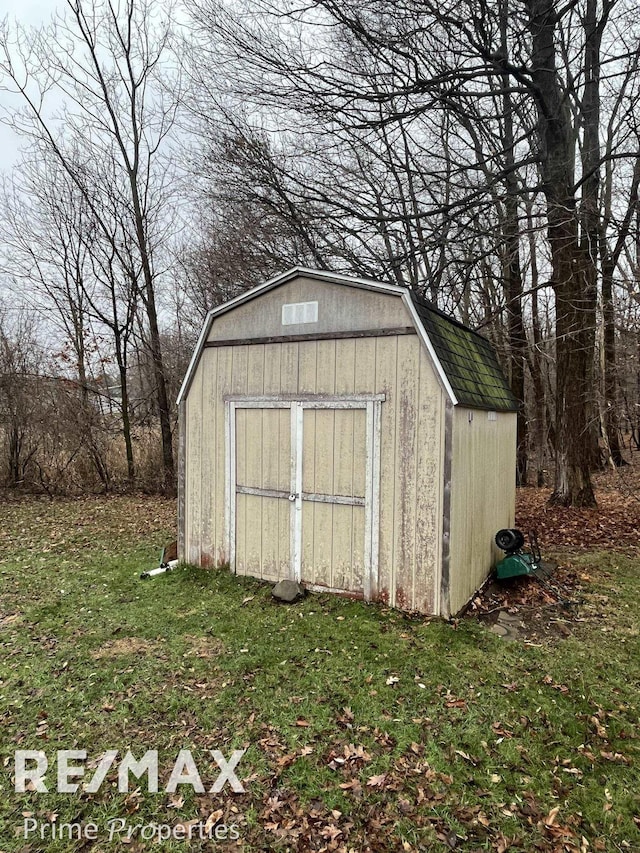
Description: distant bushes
xmin=0 ymin=313 xmax=179 ymax=496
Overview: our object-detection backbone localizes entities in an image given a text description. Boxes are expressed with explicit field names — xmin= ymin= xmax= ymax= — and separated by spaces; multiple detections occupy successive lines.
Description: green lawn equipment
xmin=494 ymin=528 xmax=541 ymax=580
xmin=494 ymin=528 xmax=582 ymax=610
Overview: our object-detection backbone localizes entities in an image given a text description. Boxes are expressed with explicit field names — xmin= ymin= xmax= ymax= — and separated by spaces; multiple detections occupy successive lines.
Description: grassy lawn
xmin=0 ymin=496 xmax=638 ymax=852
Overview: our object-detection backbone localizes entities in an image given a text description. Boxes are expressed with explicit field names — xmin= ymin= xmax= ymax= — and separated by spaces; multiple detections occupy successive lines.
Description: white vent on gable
xmin=282 ymin=301 xmax=318 ymax=326
xmin=487 ymin=410 xmax=497 ymax=421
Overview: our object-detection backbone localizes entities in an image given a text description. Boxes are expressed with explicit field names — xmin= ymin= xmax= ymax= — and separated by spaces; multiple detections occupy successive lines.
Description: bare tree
xmin=0 ymin=306 xmax=43 ymax=486
xmin=186 ymin=0 xmax=640 ymax=505
xmin=0 ymin=0 xmax=182 ymax=494
xmin=0 ymin=150 xmax=139 ymax=486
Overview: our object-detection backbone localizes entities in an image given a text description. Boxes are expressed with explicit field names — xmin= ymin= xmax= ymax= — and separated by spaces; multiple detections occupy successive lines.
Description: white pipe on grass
xmin=140 ymin=559 xmax=178 ymax=580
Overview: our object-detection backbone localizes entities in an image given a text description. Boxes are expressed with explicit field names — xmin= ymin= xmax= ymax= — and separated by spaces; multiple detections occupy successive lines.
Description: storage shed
xmin=177 ymin=268 xmax=518 ymax=617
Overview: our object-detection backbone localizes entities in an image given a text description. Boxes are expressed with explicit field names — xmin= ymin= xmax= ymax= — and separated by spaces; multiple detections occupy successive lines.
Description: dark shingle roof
xmin=411 ymin=291 xmax=519 ymax=412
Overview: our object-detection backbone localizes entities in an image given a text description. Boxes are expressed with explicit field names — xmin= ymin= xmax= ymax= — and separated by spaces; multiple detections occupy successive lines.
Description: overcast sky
xmin=0 ymin=0 xmax=63 ymax=171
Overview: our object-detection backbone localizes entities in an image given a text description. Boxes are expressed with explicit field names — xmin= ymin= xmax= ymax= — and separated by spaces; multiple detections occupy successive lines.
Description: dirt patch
xmin=91 ymin=637 xmax=162 ymax=659
xmin=182 ymin=634 xmax=225 ymax=658
xmin=466 ymin=565 xmax=585 ymax=642
xmin=0 ymin=612 xmax=23 ymax=628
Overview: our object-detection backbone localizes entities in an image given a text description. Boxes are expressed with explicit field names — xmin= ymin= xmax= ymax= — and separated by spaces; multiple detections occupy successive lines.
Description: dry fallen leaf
xmin=339 ymin=778 xmax=363 ymax=793
xmin=544 ymin=806 xmax=560 ymax=826
xmin=455 ymin=749 xmax=476 ymax=765
xmin=203 ymin=810 xmax=224 ymax=832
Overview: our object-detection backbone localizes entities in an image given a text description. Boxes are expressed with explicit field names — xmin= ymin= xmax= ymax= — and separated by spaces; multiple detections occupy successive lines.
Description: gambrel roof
xmin=178 ymin=267 xmax=518 ymax=412
xmin=411 ymin=291 xmax=518 ymax=412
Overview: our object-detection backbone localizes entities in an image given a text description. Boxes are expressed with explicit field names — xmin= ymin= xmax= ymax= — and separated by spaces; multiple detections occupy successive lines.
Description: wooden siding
xmin=183 ymin=333 xmax=445 ymax=613
xmin=235 ymin=408 xmax=291 ymax=580
xmin=300 ymin=407 xmax=367 ymax=592
xmin=207 ymin=276 xmax=410 ymax=342
xmin=447 ymin=408 xmax=517 ymax=616
xmin=184 ymin=360 xmax=202 ymax=565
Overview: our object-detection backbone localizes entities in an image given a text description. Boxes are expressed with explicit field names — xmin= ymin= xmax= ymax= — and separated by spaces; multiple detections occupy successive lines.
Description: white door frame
xmin=224 ymin=394 xmax=383 ymax=600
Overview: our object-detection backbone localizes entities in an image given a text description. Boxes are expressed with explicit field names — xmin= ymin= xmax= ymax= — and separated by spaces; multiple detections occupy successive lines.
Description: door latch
xmin=288 ymin=493 xmax=298 ymax=502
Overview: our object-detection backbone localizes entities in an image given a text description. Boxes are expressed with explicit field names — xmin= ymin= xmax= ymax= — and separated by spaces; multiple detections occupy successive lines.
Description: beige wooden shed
xmin=177 ymin=268 xmax=518 ymax=617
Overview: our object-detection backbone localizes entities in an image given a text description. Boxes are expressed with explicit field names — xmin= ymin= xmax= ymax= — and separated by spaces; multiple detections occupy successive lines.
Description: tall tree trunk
xmin=500 ymin=1 xmax=527 ymax=485
xmin=527 ymin=0 xmax=597 ymax=507
xmin=579 ymin=0 xmax=605 ymax=472
xmin=526 ymin=202 xmax=552 ymax=484
xmin=76 ymin=346 xmax=110 ymax=491
xmin=130 ymin=177 xmax=175 ymax=496
xmin=8 ymin=424 xmax=22 ymax=486
xmin=113 ymin=324 xmax=135 ymax=484
xmin=601 ymin=254 xmax=626 ymax=466
xmin=504 ymin=225 xmax=527 ymax=486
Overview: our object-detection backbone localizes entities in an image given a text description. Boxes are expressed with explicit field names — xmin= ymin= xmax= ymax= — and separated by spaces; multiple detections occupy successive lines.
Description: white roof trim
xmin=401 ymin=293 xmax=458 ymax=406
xmin=177 ymin=308 xmax=214 ymax=406
xmin=177 ymin=267 xmax=456 ymax=405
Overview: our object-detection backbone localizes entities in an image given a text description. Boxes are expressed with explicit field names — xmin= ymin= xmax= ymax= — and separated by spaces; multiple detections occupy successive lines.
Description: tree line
xmin=0 ymin=0 xmax=639 ymax=504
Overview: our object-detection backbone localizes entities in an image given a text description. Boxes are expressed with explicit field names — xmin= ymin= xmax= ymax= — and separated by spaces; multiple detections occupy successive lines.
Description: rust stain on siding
xmin=395 ymin=586 xmax=410 ymax=610
xmin=375 ymin=587 xmax=389 ymax=606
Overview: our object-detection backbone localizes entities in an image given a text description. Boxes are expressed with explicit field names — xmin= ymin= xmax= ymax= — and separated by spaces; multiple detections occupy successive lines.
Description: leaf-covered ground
xmin=0 ymin=494 xmax=638 ymax=852
xmin=516 ymin=458 xmax=640 ymax=551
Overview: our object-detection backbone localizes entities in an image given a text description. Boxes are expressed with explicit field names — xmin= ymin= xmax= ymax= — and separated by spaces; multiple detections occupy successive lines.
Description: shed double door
xmin=228 ymin=397 xmax=381 ymax=599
